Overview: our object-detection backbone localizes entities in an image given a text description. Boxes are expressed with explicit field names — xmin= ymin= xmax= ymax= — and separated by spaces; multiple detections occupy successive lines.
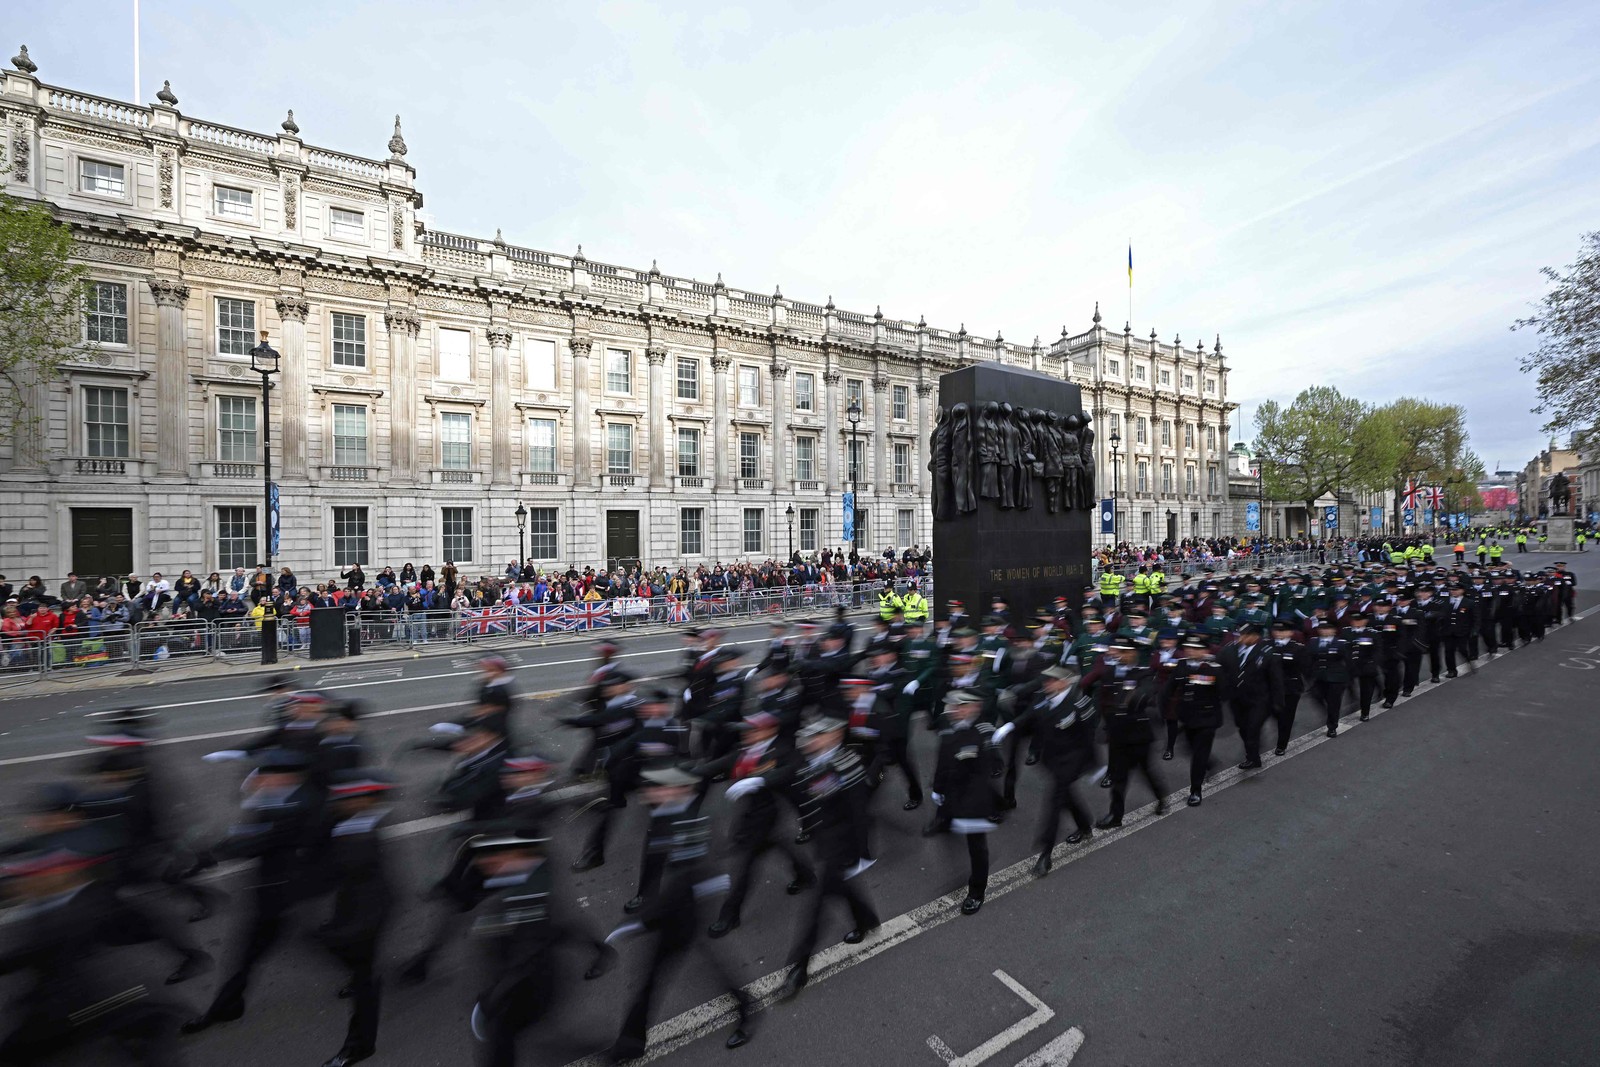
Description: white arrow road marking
xmin=926 ymin=970 xmax=1054 ymax=1067
xmin=1014 ymin=1028 xmax=1086 ymax=1067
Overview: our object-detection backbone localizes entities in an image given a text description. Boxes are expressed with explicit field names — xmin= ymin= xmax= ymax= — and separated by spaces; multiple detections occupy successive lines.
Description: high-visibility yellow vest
xmin=1099 ymin=572 xmax=1125 ymax=598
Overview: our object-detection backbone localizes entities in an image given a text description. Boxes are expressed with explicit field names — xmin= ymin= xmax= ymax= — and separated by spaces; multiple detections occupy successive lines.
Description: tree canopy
xmin=1515 ymin=231 xmax=1600 ymax=438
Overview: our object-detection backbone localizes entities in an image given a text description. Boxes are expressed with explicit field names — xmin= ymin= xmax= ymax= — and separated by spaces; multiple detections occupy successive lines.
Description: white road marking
xmin=1014 ymin=1028 xmax=1085 ymax=1067
xmin=927 ymin=970 xmax=1055 ymax=1067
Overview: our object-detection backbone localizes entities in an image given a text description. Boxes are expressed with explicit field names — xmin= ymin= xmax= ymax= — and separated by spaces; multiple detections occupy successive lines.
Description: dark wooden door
xmin=71 ymin=507 xmax=133 ymax=581
xmin=605 ymin=510 xmax=640 ymax=572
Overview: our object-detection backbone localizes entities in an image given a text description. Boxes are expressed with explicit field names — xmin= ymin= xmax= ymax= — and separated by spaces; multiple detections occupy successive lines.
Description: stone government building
xmin=0 ymin=54 xmax=1235 ymax=580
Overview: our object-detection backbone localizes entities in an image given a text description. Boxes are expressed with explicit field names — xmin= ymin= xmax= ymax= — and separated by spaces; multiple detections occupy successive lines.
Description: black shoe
xmin=1186 ymin=793 xmax=1202 ymax=807
xmin=1033 ymin=854 xmax=1052 ymax=877
xmin=1065 ymin=829 xmax=1092 ymax=844
xmin=1273 ymin=746 xmax=1287 ymax=756
xmin=996 ymin=796 xmax=1017 ymax=812
xmin=793 ymin=832 xmax=812 ymax=845
xmin=960 ymin=896 xmax=984 ymax=915
xmin=843 ymin=922 xmax=880 ymax=944
xmin=786 ymin=874 xmax=816 ymax=895
xmin=570 ymin=853 xmax=605 ymax=873
xmin=337 ymin=982 xmax=355 ymax=1000
xmin=903 ymin=797 xmax=922 ymax=811
xmin=1237 ymin=760 xmax=1262 ymax=770
xmin=779 ymin=967 xmax=808 ymax=1001
xmin=1025 ymin=753 xmax=1039 ymax=765
xmin=322 ymin=1048 xmax=374 ymax=1067
xmin=1154 ymin=798 xmax=1168 ymax=816
xmin=585 ymin=944 xmax=618 ymax=980
xmin=1381 ymin=700 xmax=1394 ymax=709
xmin=990 ymin=766 xmax=1003 ymax=778
xmin=1446 ymin=671 xmax=1458 ymax=678
xmin=708 ymin=917 xmax=739 ymax=939
xmin=1359 ymin=712 xmax=1368 ymax=721
xmin=1326 ymin=727 xmax=1337 ymax=738
xmin=727 ymin=1028 xmax=752 ymax=1050
xmin=623 ymin=895 xmax=645 ymax=914
xmin=1429 ymin=676 xmax=1441 ymax=684
xmin=1402 ymin=689 xmax=1414 ymax=697
xmin=1162 ymin=749 xmax=1174 ymax=761
xmin=1095 ymin=814 xmax=1122 ymax=829
xmin=165 ymin=950 xmax=212 ymax=986
xmin=986 ymin=812 xmax=1006 ymax=825
xmin=1098 ymin=776 xmax=1112 ymax=788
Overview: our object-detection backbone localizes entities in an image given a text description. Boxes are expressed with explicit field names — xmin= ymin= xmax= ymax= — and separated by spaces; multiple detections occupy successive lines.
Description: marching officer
xmin=1091 ymin=637 xmax=1169 ymax=827
xmin=1371 ymin=599 xmax=1404 ymax=709
xmin=1439 ymin=581 xmax=1478 ymax=677
xmin=1167 ymin=636 xmax=1225 ymax=806
xmin=928 ymin=691 xmax=1002 ymax=914
xmin=1264 ymin=620 xmax=1309 ymax=755
xmin=1308 ymin=619 xmax=1352 ymax=737
xmin=1341 ymin=612 xmax=1381 ymax=720
xmin=994 ymin=664 xmax=1097 ymax=876
xmin=859 ymin=643 xmax=924 ymax=810
xmin=1218 ymin=624 xmax=1278 ymax=769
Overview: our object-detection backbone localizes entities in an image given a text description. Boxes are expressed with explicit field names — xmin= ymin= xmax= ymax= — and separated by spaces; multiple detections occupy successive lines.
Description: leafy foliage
xmin=1514 ymin=231 xmax=1600 ymax=436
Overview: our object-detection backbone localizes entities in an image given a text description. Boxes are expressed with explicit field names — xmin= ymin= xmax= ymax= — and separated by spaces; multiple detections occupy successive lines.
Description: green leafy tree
xmin=1252 ymin=386 xmax=1379 ymax=521
xmin=1365 ymin=399 xmax=1474 ymax=526
xmin=1514 ymin=232 xmax=1600 ymax=436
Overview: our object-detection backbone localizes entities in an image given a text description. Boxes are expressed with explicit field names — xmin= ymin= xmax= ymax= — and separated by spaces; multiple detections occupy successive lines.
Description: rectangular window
xmin=606 ymin=423 xmax=633 ymax=475
xmin=527 ymin=507 xmax=558 ymax=559
xmin=1109 ymin=412 xmax=1121 ymax=437
xmin=527 ymin=417 xmax=557 ymax=473
xmin=441 ymin=507 xmax=473 ymax=563
xmin=848 ymin=438 xmax=865 ymax=483
xmin=331 ymin=312 xmax=367 ymax=368
xmin=216 ymin=506 xmax=258 ymax=571
xmin=332 ymin=404 xmax=368 ymax=466
xmin=437 ymin=327 xmax=471 ymax=381
xmin=216 ymin=297 xmax=256 ymax=356
xmin=799 ymin=508 xmax=819 ymax=552
xmin=1136 ymin=461 xmax=1149 ymax=493
xmin=332 ymin=506 xmax=369 ymax=566
xmin=676 ymin=356 xmax=699 ymax=400
xmin=892 ymin=384 xmax=909 ymax=421
xmin=218 ymin=395 xmax=258 ymax=462
xmin=83 ymin=386 xmax=129 ymax=458
xmin=85 ymin=281 xmax=129 ymax=345
xmin=795 ymin=436 xmax=816 ymax=481
xmin=1107 ymin=359 xmax=1121 ymax=376
xmin=1185 ymin=466 xmax=1197 ymax=495
xmin=79 ymin=159 xmax=126 ymax=197
xmin=214 ymin=185 xmax=254 ymax=220
xmin=1206 ymin=425 xmax=1217 ymax=450
xmin=1161 ymin=420 xmax=1172 ymax=446
xmin=846 ymin=378 xmax=864 ymax=410
xmin=605 ymin=348 xmax=631 ymax=394
xmin=1208 ymin=465 xmax=1219 ymax=494
xmin=1159 ymin=370 xmax=1170 ymax=386
xmin=328 ymin=206 xmax=364 ymax=240
xmin=795 ymin=372 xmax=815 ymax=412
xmin=680 ymin=507 xmax=704 ymax=555
xmin=1136 ymin=417 xmax=1147 ymax=445
xmin=739 ymin=432 xmax=760 ymax=480
xmin=894 ymin=442 xmax=911 ymax=484
xmin=737 ymin=365 xmax=760 ymax=407
xmin=1184 ymin=423 xmax=1195 ymax=448
xmin=897 ymin=508 xmax=914 ymax=547
xmin=440 ymin=411 xmax=472 ymax=469
xmin=527 ymin=338 xmax=557 ymax=390
xmin=1162 ymin=463 xmax=1174 ymax=494
xmin=1135 ymin=364 xmax=1146 ymax=381
xmin=677 ymin=427 xmax=701 ymax=477
xmin=1183 ymin=373 xmax=1195 ymax=390
xmin=1141 ymin=511 xmax=1152 ymax=541
xmin=743 ymin=508 xmax=763 ymax=554
xmin=1205 ymin=378 xmax=1216 ymax=394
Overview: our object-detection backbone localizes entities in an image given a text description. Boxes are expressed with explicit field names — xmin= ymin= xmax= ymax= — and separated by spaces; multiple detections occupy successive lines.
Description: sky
xmin=12 ymin=0 xmax=1599 ymax=472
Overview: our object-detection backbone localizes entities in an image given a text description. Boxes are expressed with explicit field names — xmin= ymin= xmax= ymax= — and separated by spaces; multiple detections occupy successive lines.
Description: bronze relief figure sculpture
xmin=950 ymin=402 xmax=978 ymax=514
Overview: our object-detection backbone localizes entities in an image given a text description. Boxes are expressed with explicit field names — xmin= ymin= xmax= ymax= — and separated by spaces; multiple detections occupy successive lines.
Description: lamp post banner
xmin=1099 ymin=498 xmax=1115 ymax=535
xmin=269 ymin=482 xmax=281 ymax=557
xmin=1245 ymin=501 xmax=1261 ymax=532
xmin=841 ymin=492 xmax=855 ymax=544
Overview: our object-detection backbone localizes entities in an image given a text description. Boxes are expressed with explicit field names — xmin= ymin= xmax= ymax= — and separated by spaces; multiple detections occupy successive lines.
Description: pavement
xmin=0 ymin=550 xmax=1596 ymax=1067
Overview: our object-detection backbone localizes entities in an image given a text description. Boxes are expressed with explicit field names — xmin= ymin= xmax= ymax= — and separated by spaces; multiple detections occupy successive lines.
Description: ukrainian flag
xmin=1127 ymin=245 xmax=1133 ymax=287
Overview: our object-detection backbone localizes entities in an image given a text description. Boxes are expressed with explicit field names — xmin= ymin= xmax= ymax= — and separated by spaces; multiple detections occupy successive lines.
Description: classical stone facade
xmin=0 ymin=58 xmax=1234 ymax=578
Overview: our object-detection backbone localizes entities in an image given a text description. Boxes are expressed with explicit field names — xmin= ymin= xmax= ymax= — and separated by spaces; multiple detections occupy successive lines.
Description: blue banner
xmin=1371 ymin=505 xmax=1384 ymax=529
xmin=1423 ymin=508 xmax=1434 ymax=526
xmin=1403 ymin=507 xmax=1416 ymax=527
xmin=1245 ymin=501 xmax=1261 ymax=532
xmin=1458 ymin=512 xmax=1470 ymax=527
xmin=269 ymin=482 xmax=281 ymax=558
xmin=1099 ymin=498 xmax=1115 ymax=535
xmin=1324 ymin=506 xmax=1338 ymax=532
xmin=841 ymin=492 xmax=855 ymax=544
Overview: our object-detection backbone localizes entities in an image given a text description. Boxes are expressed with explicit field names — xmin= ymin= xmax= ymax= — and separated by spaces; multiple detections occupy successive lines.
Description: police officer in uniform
xmin=1264 ymin=621 xmax=1308 ymax=755
xmin=1341 ymin=612 xmax=1381 ymax=720
xmin=1093 ymin=638 xmax=1168 ymax=826
xmin=994 ymin=664 xmax=1096 ymax=876
xmin=929 ymin=691 xmax=1002 ymax=914
xmin=1308 ymin=619 xmax=1352 ymax=737
xmin=1168 ymin=636 xmax=1224 ymax=806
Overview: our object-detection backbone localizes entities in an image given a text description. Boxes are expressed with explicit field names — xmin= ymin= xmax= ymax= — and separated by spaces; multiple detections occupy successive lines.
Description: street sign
xmin=841 ymin=491 xmax=855 ymax=544
xmin=1245 ymin=501 xmax=1261 ymax=532
xmin=1098 ymin=498 xmax=1114 ymax=535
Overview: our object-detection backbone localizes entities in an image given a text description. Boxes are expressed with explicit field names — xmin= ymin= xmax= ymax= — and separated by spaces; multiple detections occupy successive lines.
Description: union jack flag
xmin=456 ymin=607 xmax=509 ymax=637
xmin=699 ymin=596 xmax=731 ymax=617
xmin=567 ymin=602 xmax=611 ymax=631
xmin=1401 ymin=479 xmax=1422 ymax=510
xmin=515 ymin=606 xmax=566 ymax=635
xmin=1425 ymin=485 xmax=1445 ymax=509
xmin=666 ymin=594 xmax=692 ymax=623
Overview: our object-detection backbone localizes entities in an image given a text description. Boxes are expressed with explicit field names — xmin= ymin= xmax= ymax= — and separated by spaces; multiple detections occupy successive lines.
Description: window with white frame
xmin=1159 ymin=369 xmax=1170 ymax=386
xmin=606 ymin=423 xmax=633 ymax=475
xmin=1162 ymin=462 xmax=1174 ymax=494
xmin=795 ymin=435 xmax=815 ymax=481
xmin=1135 ymin=364 xmax=1147 ymax=382
xmin=1136 ymin=461 xmax=1149 ymax=493
xmin=894 ymin=442 xmax=911 ymax=484
xmin=526 ymin=338 xmax=557 ymax=390
xmin=331 ymin=312 xmax=366 ymax=368
xmin=79 ymin=159 xmax=126 ymax=197
xmin=441 ymin=507 xmax=473 ymax=563
xmin=1206 ymin=425 xmax=1217 ymax=450
xmin=218 ymin=395 xmax=257 ymax=461
xmin=1185 ymin=465 xmax=1197 ymax=495
xmin=605 ymin=348 xmax=631 ymax=394
xmin=739 ymin=432 xmax=760 ymax=480
xmin=84 ymin=386 xmax=129 ymax=458
xmin=1184 ymin=423 xmax=1195 ymax=448
xmin=742 ymin=508 xmax=763 ymax=553
xmin=676 ymin=356 xmax=699 ymax=400
xmin=1141 ymin=511 xmax=1152 ymax=541
xmin=795 ymin=372 xmax=815 ymax=412
xmin=85 ymin=281 xmax=128 ymax=345
xmin=1161 ymin=420 xmax=1172 ymax=446
xmin=1208 ymin=464 xmax=1219 ymax=494
xmin=437 ymin=327 xmax=471 ymax=381
xmin=214 ymin=185 xmax=254 ymax=220
xmin=332 ymin=404 xmax=368 ymax=466
xmin=439 ymin=411 xmax=472 ymax=469
xmin=527 ymin=417 xmax=556 ymax=473
xmin=216 ymin=297 xmax=255 ymax=356
xmin=737 ymin=365 xmax=760 ymax=407
xmin=1135 ymin=416 xmax=1148 ymax=444
xmin=332 ymin=506 xmax=369 ymax=566
xmin=847 ymin=438 xmax=865 ymax=483
xmin=216 ymin=506 xmax=257 ymax=570
xmin=1109 ymin=412 xmax=1121 ymax=437
xmin=677 ymin=427 xmax=701 ymax=477
xmin=1205 ymin=378 xmax=1216 ymax=394
xmin=799 ymin=508 xmax=818 ymax=552
xmin=1108 ymin=358 xmax=1121 ymax=376
xmin=328 ymin=206 xmax=364 ymax=240
xmin=846 ymin=378 xmax=864 ymax=410
xmin=527 ymin=507 xmax=558 ymax=559
xmin=897 ymin=508 xmax=914 ymax=547
xmin=680 ymin=507 xmax=704 ymax=555
xmin=1183 ymin=373 xmax=1195 ymax=390
xmin=892 ymin=384 xmax=909 ymax=421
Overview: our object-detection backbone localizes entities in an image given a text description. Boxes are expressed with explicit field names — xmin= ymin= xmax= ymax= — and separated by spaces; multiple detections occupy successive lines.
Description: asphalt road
xmin=1 ymin=552 xmax=1596 ymax=1067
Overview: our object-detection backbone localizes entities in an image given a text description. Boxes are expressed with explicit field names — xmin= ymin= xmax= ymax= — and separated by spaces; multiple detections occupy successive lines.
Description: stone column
xmin=384 ymin=308 xmax=420 ymax=480
xmin=487 ymin=326 xmax=514 ymax=486
xmin=274 ymin=296 xmax=309 ymax=478
xmin=571 ymin=338 xmax=593 ymax=486
xmin=150 ymin=278 xmax=190 ymax=475
xmin=823 ymin=367 xmax=841 ymax=494
xmin=646 ymin=345 xmax=667 ymax=488
xmin=915 ymin=380 xmax=933 ymax=494
xmin=711 ymin=351 xmax=732 ymax=491
xmin=770 ymin=361 xmax=790 ymax=492
xmin=872 ymin=373 xmax=889 ymax=496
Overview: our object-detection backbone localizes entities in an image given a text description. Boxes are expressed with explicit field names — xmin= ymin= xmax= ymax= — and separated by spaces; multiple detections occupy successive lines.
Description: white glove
xmin=683 ymin=688 xmax=692 ymax=703
xmin=724 ymin=777 xmax=765 ymax=801
xmin=930 ymin=792 xmax=944 ymax=806
xmin=202 ymin=749 xmax=247 ymax=763
xmin=992 ymin=722 xmax=1015 ymax=745
xmin=429 ymin=722 xmax=465 ymax=737
xmin=904 ymin=679 xmax=919 ymax=695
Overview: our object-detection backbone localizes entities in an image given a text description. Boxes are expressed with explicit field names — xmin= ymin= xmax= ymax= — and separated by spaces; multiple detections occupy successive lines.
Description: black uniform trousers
xmin=1425 ymin=640 xmax=1443 ymax=682
xmin=1182 ymin=726 xmax=1216 ymax=796
xmin=1272 ymin=689 xmax=1301 ymax=751
xmin=1381 ymin=661 xmax=1402 ymax=705
xmin=1479 ymin=616 xmax=1498 ymax=655
xmin=1231 ymin=698 xmax=1265 ymax=765
xmin=1443 ymin=634 xmax=1473 ymax=674
xmin=614 ymin=919 xmax=750 ymax=1061
xmin=1107 ymin=740 xmax=1165 ymax=820
xmin=719 ymin=835 xmax=811 ymax=925
xmin=202 ymin=890 xmax=293 ymax=1020
xmin=1036 ymin=756 xmax=1094 ymax=849
xmin=1401 ymin=653 xmax=1423 ymax=693
xmin=789 ymin=864 xmax=880 ymax=976
xmin=1352 ymin=673 xmax=1378 ymax=717
xmin=867 ymin=735 xmax=923 ymax=805
xmin=1499 ymin=617 xmax=1518 ymax=651
xmin=1311 ymin=680 xmax=1346 ymax=731
xmin=319 ymin=931 xmax=381 ymax=1055
xmin=959 ymin=832 xmax=991 ymax=900
xmin=481 ymin=968 xmax=556 ymax=1067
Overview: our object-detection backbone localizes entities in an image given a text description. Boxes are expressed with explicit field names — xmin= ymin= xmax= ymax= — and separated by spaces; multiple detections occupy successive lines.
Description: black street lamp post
xmin=1109 ymin=429 xmax=1122 ymax=545
xmin=515 ymin=503 xmax=527 ymax=570
xmin=846 ymin=398 xmax=862 ymax=553
xmin=250 ymin=331 xmax=280 ymax=665
xmin=785 ymin=503 xmax=795 ymax=559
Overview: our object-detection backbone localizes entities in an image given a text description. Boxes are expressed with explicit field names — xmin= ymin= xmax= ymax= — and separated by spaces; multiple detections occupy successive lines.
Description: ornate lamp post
xmin=514 ymin=503 xmax=527 ymax=570
xmin=250 ymin=331 xmax=280 ymax=665
xmin=1109 ymin=429 xmax=1122 ymax=544
xmin=785 ymin=503 xmax=795 ymax=559
xmin=846 ymin=397 xmax=863 ymax=552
